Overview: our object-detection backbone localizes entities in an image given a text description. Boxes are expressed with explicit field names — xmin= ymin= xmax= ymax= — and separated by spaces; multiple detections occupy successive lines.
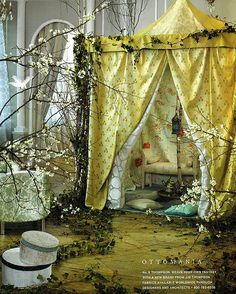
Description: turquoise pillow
xmin=164 ymin=203 xmax=198 ymax=217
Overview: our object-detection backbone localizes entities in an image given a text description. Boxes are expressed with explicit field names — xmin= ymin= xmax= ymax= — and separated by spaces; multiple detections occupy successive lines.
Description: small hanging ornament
xmin=172 ymin=113 xmax=181 ymax=134
xmin=172 ymin=96 xmax=182 ymax=134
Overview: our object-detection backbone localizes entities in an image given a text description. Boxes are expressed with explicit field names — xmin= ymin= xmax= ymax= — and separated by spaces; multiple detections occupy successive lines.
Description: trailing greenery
xmin=83 ymin=265 xmax=129 ymax=294
xmin=0 ymin=208 xmax=117 ymax=293
xmin=56 ymin=209 xmax=116 ymax=261
xmin=83 ymin=264 xmax=150 ymax=294
xmin=103 ymin=24 xmax=236 ymax=54
xmin=213 ymin=251 xmax=236 ymax=294
xmin=47 ymin=205 xmax=117 ymax=260
xmin=71 ymin=33 xmax=93 ymax=205
xmin=0 ymin=275 xmax=76 ymax=294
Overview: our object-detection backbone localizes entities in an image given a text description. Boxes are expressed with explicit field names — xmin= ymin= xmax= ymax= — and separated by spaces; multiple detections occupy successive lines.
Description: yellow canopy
xmin=136 ymin=0 xmax=224 ymax=35
xmin=85 ymin=0 xmax=236 ymax=219
xmin=88 ymin=0 xmax=236 ymax=52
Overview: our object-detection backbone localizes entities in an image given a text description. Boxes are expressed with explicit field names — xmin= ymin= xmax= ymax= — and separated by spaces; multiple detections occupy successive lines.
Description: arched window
xmin=28 ymin=20 xmax=74 ymax=134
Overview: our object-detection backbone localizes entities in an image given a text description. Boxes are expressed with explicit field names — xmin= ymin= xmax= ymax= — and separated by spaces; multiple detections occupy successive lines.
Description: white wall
xmin=4 ymin=0 xmax=236 ymax=134
xmin=216 ymin=0 xmax=236 ymax=23
xmin=95 ymin=0 xmax=236 ymax=36
xmin=25 ymin=0 xmax=80 ymax=45
xmin=8 ymin=0 xmax=236 ymax=46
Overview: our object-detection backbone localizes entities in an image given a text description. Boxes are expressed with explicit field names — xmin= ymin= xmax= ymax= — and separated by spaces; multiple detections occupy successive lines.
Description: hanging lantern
xmin=172 ymin=113 xmax=181 ymax=134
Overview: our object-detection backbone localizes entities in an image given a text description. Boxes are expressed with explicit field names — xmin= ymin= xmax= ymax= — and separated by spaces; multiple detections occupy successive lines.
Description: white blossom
xmin=165 ymin=215 xmax=171 ymax=222
xmin=145 ymin=208 xmax=152 ymax=215
xmin=101 ymin=1 xmax=110 ymax=9
xmin=83 ymin=14 xmax=95 ymax=22
xmin=197 ymin=224 xmax=208 ymax=233
xmin=78 ymin=70 xmax=86 ymax=79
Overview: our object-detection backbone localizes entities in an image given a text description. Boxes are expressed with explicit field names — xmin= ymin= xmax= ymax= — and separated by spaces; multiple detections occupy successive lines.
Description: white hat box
xmin=1 ymin=247 xmax=52 ymax=288
xmin=20 ymin=231 xmax=59 ymax=265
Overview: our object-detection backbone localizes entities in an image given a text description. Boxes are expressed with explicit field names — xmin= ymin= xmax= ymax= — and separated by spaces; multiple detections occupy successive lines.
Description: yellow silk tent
xmin=85 ymin=0 xmax=236 ymax=219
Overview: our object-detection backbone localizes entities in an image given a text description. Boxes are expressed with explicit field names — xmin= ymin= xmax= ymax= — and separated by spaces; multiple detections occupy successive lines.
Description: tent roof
xmin=136 ymin=0 xmax=225 ymax=36
xmin=88 ymin=0 xmax=236 ymax=52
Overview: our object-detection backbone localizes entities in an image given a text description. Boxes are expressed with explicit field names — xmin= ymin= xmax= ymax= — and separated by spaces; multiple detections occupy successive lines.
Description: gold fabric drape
xmin=86 ymin=50 xmax=166 ymax=209
xmin=167 ymin=48 xmax=236 ymax=218
xmin=87 ymin=47 xmax=236 ymax=217
xmin=83 ymin=0 xmax=236 ymax=218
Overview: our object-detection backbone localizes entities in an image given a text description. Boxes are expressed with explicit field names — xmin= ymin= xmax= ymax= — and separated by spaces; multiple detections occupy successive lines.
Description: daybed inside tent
xmin=85 ymin=0 xmax=236 ymax=219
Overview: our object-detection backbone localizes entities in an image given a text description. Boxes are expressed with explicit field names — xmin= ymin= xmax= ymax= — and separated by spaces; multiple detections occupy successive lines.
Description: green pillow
xmin=164 ymin=203 xmax=198 ymax=217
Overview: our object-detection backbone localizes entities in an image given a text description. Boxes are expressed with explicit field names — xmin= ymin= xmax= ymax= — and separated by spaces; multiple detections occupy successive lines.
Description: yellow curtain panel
xmin=84 ymin=0 xmax=236 ymax=218
xmin=167 ymin=48 xmax=236 ymax=218
xmin=86 ymin=50 xmax=167 ymax=209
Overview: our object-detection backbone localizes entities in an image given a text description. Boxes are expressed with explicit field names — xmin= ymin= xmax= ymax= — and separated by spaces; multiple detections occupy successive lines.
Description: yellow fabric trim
xmin=87 ymin=33 xmax=236 ymax=53
xmin=136 ymin=0 xmax=224 ymax=36
xmin=86 ymin=0 xmax=230 ymax=53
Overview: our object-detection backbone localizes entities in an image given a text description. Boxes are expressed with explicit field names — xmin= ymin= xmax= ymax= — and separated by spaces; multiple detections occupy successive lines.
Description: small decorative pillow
xmin=135 ymin=191 xmax=158 ymax=201
xmin=143 ymin=149 xmax=156 ymax=164
xmin=164 ymin=203 xmax=198 ymax=217
xmin=126 ymin=199 xmax=163 ymax=210
xmin=186 ymin=158 xmax=193 ymax=167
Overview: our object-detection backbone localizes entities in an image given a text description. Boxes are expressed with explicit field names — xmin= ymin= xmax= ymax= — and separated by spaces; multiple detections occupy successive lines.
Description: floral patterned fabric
xmin=0 ymin=171 xmax=51 ymax=222
xmin=168 ymin=48 xmax=236 ymax=218
xmin=85 ymin=0 xmax=236 ymax=218
xmin=124 ymin=65 xmax=197 ymax=191
xmin=107 ymin=72 xmax=166 ymax=209
xmin=141 ymin=65 xmax=196 ymax=165
xmin=87 ymin=50 xmax=167 ymax=210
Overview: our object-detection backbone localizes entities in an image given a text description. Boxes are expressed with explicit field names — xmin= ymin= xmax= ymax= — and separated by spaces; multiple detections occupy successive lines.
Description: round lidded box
xmin=1 ymin=247 xmax=52 ymax=288
xmin=20 ymin=230 xmax=59 ymax=265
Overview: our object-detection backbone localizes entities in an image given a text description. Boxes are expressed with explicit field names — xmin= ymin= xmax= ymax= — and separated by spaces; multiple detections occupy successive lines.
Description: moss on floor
xmin=0 ymin=212 xmax=235 ymax=293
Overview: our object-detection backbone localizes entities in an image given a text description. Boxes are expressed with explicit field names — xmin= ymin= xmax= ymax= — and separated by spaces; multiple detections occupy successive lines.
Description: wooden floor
xmin=0 ymin=212 xmax=235 ymax=293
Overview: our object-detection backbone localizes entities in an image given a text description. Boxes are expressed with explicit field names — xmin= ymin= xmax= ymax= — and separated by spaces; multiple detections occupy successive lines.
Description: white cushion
xmin=145 ymin=162 xmax=194 ymax=175
xmin=126 ymin=199 xmax=163 ymax=210
xmin=135 ymin=191 xmax=158 ymax=200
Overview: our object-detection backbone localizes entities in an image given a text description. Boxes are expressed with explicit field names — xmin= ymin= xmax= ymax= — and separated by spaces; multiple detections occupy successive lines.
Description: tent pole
xmin=176 ymin=135 xmax=183 ymax=185
xmin=177 ymin=101 xmax=183 ymax=186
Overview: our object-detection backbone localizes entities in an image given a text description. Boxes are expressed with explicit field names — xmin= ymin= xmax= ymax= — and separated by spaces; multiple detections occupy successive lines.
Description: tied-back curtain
xmin=31 ymin=22 xmax=68 ymax=133
xmin=167 ymin=48 xmax=236 ymax=218
xmin=86 ymin=50 xmax=166 ymax=210
xmin=141 ymin=65 xmax=196 ymax=165
xmin=107 ymin=67 xmax=166 ymax=209
xmin=0 ymin=21 xmax=11 ymax=145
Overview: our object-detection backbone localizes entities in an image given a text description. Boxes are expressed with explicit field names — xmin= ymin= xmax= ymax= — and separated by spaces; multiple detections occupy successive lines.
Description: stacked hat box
xmin=1 ymin=248 xmax=52 ymax=288
xmin=1 ymin=230 xmax=59 ymax=288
